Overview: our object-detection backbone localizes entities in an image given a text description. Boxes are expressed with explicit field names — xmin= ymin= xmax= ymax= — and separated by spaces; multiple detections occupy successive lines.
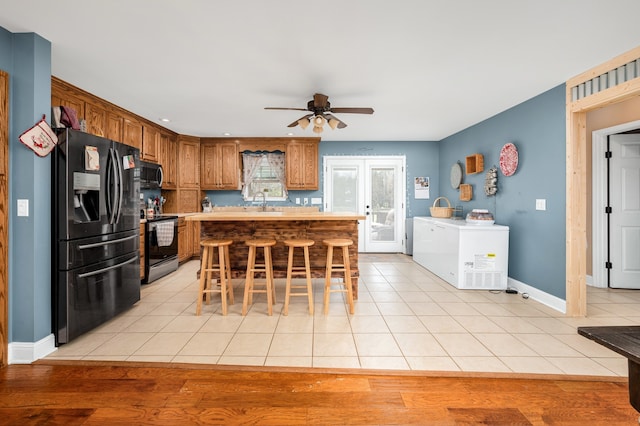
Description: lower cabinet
xmin=413 ymin=217 xmax=509 ymax=290
xmin=177 ymin=217 xmax=190 ymax=263
xmin=139 ymin=224 xmax=145 ymax=280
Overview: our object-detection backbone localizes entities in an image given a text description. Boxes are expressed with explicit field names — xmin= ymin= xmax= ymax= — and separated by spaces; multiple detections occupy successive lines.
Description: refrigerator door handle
xmin=77 ymin=234 xmax=138 ymax=250
xmin=107 ymin=147 xmax=120 ymax=225
xmin=77 ymin=255 xmax=138 ymax=279
xmin=114 ymin=147 xmax=124 ymax=224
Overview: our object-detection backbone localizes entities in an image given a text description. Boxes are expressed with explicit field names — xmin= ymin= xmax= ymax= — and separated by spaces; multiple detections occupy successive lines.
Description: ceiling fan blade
xmin=287 ymin=113 xmax=313 ymax=128
xmin=313 ymin=93 xmax=329 ymax=109
xmin=329 ymin=107 xmax=374 ymax=114
xmin=324 ymin=113 xmax=348 ymax=129
xmin=265 ymin=107 xmax=309 ymax=111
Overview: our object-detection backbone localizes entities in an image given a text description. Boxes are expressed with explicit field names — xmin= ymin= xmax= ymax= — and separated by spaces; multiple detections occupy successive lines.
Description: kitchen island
xmin=186 ymin=211 xmax=366 ymax=298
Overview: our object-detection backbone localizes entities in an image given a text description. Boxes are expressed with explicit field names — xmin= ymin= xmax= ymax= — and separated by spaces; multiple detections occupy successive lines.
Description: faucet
xmin=253 ymin=191 xmax=267 ymax=211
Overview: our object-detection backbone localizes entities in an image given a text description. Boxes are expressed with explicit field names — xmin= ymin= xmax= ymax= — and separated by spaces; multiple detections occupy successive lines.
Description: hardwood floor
xmin=0 ymin=360 xmax=637 ymax=425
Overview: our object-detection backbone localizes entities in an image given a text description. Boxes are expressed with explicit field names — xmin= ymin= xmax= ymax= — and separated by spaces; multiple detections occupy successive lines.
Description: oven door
xmin=55 ymin=252 xmax=140 ymax=345
xmin=145 ymin=218 xmax=179 ymax=283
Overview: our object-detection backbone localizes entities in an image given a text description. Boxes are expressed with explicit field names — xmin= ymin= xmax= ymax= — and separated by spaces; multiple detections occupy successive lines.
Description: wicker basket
xmin=430 ymin=196 xmax=453 ymax=218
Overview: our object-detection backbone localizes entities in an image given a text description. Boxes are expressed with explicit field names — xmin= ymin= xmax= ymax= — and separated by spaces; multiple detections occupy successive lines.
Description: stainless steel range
xmin=143 ymin=215 xmax=179 ymax=283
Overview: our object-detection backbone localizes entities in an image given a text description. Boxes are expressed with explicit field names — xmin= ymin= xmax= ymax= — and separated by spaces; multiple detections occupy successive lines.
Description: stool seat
xmin=283 ymin=239 xmax=315 ymax=315
xmin=243 ymin=239 xmax=277 ymax=316
xmin=196 ymin=239 xmax=234 ymax=316
xmin=323 ymin=239 xmax=355 ymax=315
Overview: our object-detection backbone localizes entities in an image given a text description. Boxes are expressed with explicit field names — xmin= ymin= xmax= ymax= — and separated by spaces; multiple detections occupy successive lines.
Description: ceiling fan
xmin=265 ymin=93 xmax=374 ymax=133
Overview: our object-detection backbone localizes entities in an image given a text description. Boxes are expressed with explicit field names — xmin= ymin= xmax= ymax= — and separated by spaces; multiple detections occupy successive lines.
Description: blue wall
xmin=1 ymin=29 xmax=53 ymax=343
xmin=439 ymin=85 xmax=567 ymax=298
xmin=206 ymin=140 xmax=440 ymax=218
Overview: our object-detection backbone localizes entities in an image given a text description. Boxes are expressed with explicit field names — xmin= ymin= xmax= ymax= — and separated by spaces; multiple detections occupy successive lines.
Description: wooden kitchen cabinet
xmin=139 ymin=223 xmax=145 ymax=280
xmin=190 ymin=221 xmax=201 ymax=259
xmin=84 ymin=101 xmax=108 ymax=138
xmin=160 ymin=132 xmax=177 ymax=189
xmin=177 ymin=217 xmax=191 ymax=263
xmin=107 ymin=112 xmax=123 ymax=142
xmin=123 ymin=116 xmax=143 ymax=152
xmin=142 ymin=125 xmax=160 ymax=163
xmin=200 ymin=139 xmax=240 ymax=190
xmin=286 ymin=140 xmax=319 ymax=190
xmin=178 ymin=136 xmax=200 ymax=188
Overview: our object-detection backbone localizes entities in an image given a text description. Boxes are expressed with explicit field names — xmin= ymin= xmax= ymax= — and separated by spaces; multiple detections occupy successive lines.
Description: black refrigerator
xmin=52 ymin=129 xmax=141 ymax=345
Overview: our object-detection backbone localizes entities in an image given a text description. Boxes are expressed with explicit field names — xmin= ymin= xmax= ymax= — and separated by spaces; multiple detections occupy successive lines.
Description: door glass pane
xmin=331 ymin=166 xmax=358 ymax=212
xmin=370 ymin=167 xmax=395 ymax=241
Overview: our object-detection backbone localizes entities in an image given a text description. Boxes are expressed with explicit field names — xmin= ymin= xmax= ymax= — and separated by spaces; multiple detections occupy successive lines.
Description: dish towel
xmin=155 ymin=221 xmax=174 ymax=247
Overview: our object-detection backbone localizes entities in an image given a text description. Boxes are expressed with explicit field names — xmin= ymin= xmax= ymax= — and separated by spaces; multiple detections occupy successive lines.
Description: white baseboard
xmin=8 ymin=334 xmax=57 ymax=364
xmin=507 ymin=277 xmax=566 ymax=314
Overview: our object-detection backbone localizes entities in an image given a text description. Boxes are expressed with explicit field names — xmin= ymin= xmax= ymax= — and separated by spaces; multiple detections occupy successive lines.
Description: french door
xmin=324 ymin=156 xmax=405 ymax=253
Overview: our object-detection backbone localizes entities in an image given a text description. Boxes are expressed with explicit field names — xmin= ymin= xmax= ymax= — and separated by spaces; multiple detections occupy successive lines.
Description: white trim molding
xmin=8 ymin=334 xmax=57 ymax=364
xmin=507 ymin=277 xmax=566 ymax=314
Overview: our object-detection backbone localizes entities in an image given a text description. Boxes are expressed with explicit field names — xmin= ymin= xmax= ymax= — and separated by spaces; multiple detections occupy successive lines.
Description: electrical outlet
xmin=295 ymin=198 xmax=301 ymax=204
xmin=311 ymin=197 xmax=322 ymax=205
xmin=303 ymin=198 xmax=309 ymax=205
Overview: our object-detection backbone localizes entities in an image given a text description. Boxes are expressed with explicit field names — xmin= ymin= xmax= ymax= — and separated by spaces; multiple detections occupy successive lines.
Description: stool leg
xmin=324 ymin=245 xmax=334 ymax=315
xmin=218 ymin=246 xmax=228 ymax=316
xmin=284 ymin=245 xmax=294 ymax=316
xmin=342 ymin=246 xmax=355 ymax=314
xmin=196 ymin=246 xmax=209 ymax=316
xmin=242 ymin=245 xmax=256 ymax=316
xmin=265 ymin=246 xmax=274 ymax=316
xmin=303 ymin=245 xmax=314 ymax=315
xmin=205 ymin=246 xmax=215 ymax=306
xmin=224 ymin=245 xmax=234 ymax=305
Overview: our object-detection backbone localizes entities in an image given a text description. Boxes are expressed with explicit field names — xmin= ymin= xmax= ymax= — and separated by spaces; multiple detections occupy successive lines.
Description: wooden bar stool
xmin=283 ymin=239 xmax=315 ymax=315
xmin=196 ymin=239 xmax=234 ymax=316
xmin=323 ymin=239 xmax=355 ymax=315
xmin=242 ymin=239 xmax=277 ymax=316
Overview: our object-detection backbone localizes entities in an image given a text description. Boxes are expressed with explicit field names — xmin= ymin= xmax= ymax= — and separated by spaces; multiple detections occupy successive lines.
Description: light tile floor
xmin=47 ymin=253 xmax=640 ymax=376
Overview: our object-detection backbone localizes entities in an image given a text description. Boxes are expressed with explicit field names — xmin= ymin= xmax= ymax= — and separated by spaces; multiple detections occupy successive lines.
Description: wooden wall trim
xmin=566 ymin=45 xmax=640 ymax=317
xmin=0 ymin=70 xmax=8 ymax=366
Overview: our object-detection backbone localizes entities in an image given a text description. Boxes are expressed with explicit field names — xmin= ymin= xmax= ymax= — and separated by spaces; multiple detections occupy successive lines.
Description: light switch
xmin=311 ymin=197 xmax=322 ymax=205
xmin=17 ymin=199 xmax=29 ymax=217
xmin=295 ymin=198 xmax=301 ymax=205
xmin=535 ymin=199 xmax=546 ymax=211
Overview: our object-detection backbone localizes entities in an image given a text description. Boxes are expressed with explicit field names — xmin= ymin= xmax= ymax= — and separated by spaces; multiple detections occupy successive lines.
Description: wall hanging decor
xmin=459 ymin=183 xmax=472 ymax=201
xmin=18 ymin=114 xmax=58 ymax=157
xmin=450 ymin=162 xmax=462 ymax=189
xmin=484 ymin=166 xmax=498 ymax=196
xmin=465 ymin=153 xmax=484 ymax=174
xmin=499 ymin=142 xmax=518 ymax=176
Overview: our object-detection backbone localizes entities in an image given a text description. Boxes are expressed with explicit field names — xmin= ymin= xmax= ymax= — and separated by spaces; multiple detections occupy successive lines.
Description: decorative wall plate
xmin=450 ymin=162 xmax=462 ymax=189
xmin=499 ymin=143 xmax=518 ymax=176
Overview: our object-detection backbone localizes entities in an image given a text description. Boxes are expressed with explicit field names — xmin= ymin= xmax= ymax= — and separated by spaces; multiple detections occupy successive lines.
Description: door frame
xmin=592 ymin=121 xmax=640 ymax=288
xmin=0 ymin=70 xmax=8 ymax=367
xmin=566 ymin=45 xmax=640 ymax=316
xmin=323 ymin=155 xmax=406 ymax=253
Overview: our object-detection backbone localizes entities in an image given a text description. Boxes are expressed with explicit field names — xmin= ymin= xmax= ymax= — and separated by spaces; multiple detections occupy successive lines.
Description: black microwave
xmin=139 ymin=161 xmax=163 ymax=189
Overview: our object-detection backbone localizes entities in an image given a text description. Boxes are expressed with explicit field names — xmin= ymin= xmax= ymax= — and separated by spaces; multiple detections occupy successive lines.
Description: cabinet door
xmin=107 ymin=113 xmax=123 ymax=142
xmin=286 ymin=142 xmax=303 ymax=188
xmin=178 ymin=139 xmax=200 ymax=188
xmin=200 ymin=143 xmax=218 ymax=189
xmin=177 ymin=220 xmax=190 ymax=263
xmin=301 ymin=142 xmax=318 ymax=189
xmin=286 ymin=141 xmax=319 ymax=189
xmin=160 ymin=132 xmax=177 ymax=189
xmin=191 ymin=221 xmax=201 ymax=259
xmin=142 ymin=125 xmax=159 ymax=163
xmin=218 ymin=142 xmax=239 ymax=189
xmin=51 ymin=92 xmax=85 ymax=121
xmin=84 ymin=102 xmax=108 ymax=137
xmin=178 ymin=188 xmax=200 ymax=213
xmin=123 ymin=117 xmax=143 ymax=151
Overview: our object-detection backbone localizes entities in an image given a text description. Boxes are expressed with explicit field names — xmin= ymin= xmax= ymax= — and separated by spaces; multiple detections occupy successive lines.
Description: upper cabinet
xmin=123 ymin=116 xmax=143 ymax=153
xmin=84 ymin=101 xmax=108 ymax=137
xmin=142 ymin=125 xmax=159 ymax=163
xmin=178 ymin=136 xmax=200 ymax=188
xmin=286 ymin=139 xmax=319 ymax=190
xmin=160 ymin=132 xmax=177 ymax=189
xmin=200 ymin=139 xmax=240 ymax=190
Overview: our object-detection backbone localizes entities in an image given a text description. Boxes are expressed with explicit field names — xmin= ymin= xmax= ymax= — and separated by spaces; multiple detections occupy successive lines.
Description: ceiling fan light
xmin=313 ymin=115 xmax=326 ymax=126
xmin=328 ymin=118 xmax=339 ymax=130
xmin=312 ymin=125 xmax=324 ymax=134
xmin=298 ymin=117 xmax=310 ymax=129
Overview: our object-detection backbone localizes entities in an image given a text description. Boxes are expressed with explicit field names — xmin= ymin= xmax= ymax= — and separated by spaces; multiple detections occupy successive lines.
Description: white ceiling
xmin=2 ymin=1 xmax=640 ymax=141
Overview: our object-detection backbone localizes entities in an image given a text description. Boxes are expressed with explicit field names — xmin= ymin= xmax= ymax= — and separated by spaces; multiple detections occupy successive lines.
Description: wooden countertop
xmin=185 ymin=211 xmax=366 ymax=221
xmin=578 ymin=326 xmax=640 ymax=364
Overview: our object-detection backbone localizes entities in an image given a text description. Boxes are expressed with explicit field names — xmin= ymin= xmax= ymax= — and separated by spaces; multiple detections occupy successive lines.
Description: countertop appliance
xmin=144 ymin=215 xmax=179 ymax=283
xmin=52 ymin=129 xmax=141 ymax=345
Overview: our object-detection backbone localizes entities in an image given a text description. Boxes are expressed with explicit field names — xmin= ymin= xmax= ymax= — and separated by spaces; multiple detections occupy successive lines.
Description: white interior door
xmin=324 ymin=156 xmax=405 ymax=253
xmin=609 ymin=134 xmax=640 ymax=288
